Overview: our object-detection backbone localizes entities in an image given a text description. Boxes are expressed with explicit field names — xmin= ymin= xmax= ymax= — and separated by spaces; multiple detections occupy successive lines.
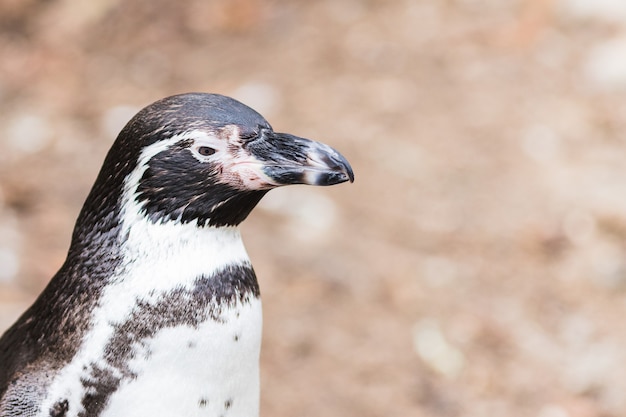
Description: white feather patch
xmin=101 ymin=299 xmax=262 ymax=417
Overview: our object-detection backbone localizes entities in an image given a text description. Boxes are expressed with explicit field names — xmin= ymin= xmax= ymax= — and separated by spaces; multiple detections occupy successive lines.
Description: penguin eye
xmin=190 ymin=139 xmax=220 ymax=162
xmin=197 ymin=146 xmax=216 ymax=156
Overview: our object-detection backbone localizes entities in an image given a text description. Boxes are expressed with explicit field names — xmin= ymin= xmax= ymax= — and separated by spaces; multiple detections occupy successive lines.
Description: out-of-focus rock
xmin=559 ymin=0 xmax=626 ymax=24
xmin=5 ymin=113 xmax=52 ymax=154
xmin=583 ymin=36 xmax=626 ymax=91
xmin=413 ymin=319 xmax=465 ymax=379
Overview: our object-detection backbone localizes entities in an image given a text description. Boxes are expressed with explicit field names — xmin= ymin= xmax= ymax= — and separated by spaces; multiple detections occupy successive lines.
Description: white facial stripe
xmin=119 ymin=130 xmax=207 ymax=237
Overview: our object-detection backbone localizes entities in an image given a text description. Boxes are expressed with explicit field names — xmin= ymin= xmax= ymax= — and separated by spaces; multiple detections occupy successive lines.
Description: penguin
xmin=0 ymin=92 xmax=354 ymax=417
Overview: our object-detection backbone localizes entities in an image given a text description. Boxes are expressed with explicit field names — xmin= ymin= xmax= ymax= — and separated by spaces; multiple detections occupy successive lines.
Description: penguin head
xmin=86 ymin=93 xmax=354 ymax=228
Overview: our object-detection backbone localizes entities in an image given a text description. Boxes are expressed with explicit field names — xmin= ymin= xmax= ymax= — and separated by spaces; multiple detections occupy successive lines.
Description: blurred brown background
xmin=2 ymin=0 xmax=626 ymax=416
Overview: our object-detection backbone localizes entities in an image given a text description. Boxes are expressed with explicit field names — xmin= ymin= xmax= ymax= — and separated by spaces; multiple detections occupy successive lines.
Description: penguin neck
xmin=120 ymin=217 xmax=253 ymax=290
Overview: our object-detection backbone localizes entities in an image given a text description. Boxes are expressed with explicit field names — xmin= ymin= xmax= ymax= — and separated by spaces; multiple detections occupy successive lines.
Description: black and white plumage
xmin=0 ymin=93 xmax=354 ymax=417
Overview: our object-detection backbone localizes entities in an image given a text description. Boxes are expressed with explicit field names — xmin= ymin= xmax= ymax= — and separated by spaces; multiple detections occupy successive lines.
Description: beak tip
xmin=258 ymin=133 xmax=355 ymax=187
xmin=320 ymin=153 xmax=354 ymax=186
xmin=346 ymin=166 xmax=355 ymax=183
xmin=337 ymin=154 xmax=354 ymax=184
xmin=339 ymin=165 xmax=354 ymax=184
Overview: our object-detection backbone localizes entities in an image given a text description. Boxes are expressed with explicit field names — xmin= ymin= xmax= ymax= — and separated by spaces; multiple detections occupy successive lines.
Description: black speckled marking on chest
xmin=50 ymin=399 xmax=69 ymax=417
xmin=78 ymin=264 xmax=259 ymax=416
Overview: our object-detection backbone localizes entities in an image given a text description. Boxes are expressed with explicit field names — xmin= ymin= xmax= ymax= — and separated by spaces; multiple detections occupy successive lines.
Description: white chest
xmin=38 ymin=223 xmax=263 ymax=417
xmin=101 ymin=298 xmax=263 ymax=417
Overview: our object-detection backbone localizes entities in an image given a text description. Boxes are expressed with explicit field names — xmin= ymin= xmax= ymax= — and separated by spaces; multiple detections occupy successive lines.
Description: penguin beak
xmin=247 ymin=131 xmax=354 ymax=187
